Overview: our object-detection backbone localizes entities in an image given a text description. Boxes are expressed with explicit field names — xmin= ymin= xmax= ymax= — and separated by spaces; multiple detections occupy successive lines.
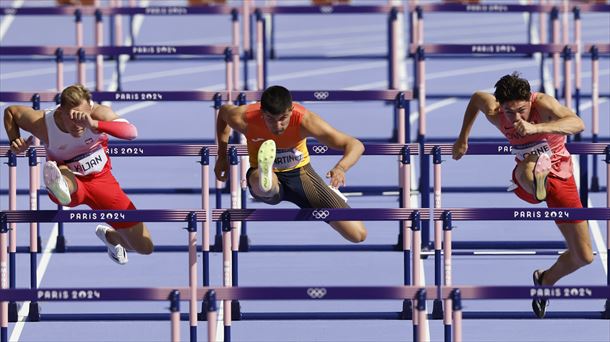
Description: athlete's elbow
xmin=353 ymin=138 xmax=365 ymax=155
xmin=575 ymin=119 xmax=585 ymax=134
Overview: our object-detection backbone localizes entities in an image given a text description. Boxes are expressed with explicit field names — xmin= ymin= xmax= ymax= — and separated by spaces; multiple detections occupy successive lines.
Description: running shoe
xmin=96 ymin=225 xmax=128 ymax=265
xmin=532 ymin=269 xmax=549 ymax=318
xmin=257 ymin=140 xmax=276 ymax=192
xmin=43 ymin=161 xmax=72 ymax=206
xmin=533 ymin=154 xmax=551 ymax=201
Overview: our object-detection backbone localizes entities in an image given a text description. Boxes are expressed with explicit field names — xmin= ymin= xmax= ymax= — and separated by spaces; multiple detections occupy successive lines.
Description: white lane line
xmin=0 ymin=0 xmax=24 ymax=42
xmin=571 ymin=99 xmax=608 ymax=276
xmin=9 ymin=224 xmax=59 ymax=342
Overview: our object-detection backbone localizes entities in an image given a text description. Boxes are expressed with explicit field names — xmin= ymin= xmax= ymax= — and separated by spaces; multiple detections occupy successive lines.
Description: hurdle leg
xmin=169 ymin=290 xmax=180 ymax=342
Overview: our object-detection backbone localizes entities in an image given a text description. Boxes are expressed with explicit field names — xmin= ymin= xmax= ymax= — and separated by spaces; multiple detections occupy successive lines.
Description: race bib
xmin=65 ymin=147 xmax=108 ymax=175
xmin=512 ymin=140 xmax=553 ymax=161
xmin=274 ymin=148 xmax=303 ymax=170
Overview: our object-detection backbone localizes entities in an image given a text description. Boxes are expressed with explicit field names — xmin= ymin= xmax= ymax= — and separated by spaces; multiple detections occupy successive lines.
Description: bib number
xmin=274 ymin=148 xmax=303 ymax=170
xmin=65 ymin=147 xmax=108 ymax=175
xmin=512 ymin=141 xmax=553 ymax=161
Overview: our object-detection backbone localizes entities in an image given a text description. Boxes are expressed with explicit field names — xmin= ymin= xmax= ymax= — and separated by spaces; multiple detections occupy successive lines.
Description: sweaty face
xmin=501 ymin=100 xmax=531 ymax=123
xmin=262 ymin=108 xmax=292 ymax=135
xmin=58 ymin=100 xmax=92 ymax=137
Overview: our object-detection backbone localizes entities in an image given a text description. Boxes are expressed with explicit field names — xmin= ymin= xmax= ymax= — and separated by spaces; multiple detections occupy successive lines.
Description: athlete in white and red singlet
xmin=4 ymin=84 xmax=153 ymax=265
xmin=452 ymin=72 xmax=593 ymax=318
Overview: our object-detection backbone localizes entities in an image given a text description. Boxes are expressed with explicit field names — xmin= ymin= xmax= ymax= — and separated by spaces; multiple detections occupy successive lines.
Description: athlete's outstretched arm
xmin=3 ymin=105 xmax=43 ymax=153
xmin=301 ymin=110 xmax=364 ymax=188
xmin=452 ymin=91 xmax=499 ymax=160
xmin=215 ymin=104 xmax=247 ymax=181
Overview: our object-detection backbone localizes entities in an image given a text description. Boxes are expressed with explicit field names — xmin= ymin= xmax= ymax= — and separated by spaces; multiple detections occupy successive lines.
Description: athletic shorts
xmin=246 ymin=163 xmax=349 ymax=210
xmin=511 ymin=167 xmax=583 ymax=224
xmin=47 ymin=163 xmax=137 ymax=229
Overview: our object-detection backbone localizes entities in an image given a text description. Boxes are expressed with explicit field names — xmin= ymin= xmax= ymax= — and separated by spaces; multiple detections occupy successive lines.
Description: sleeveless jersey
xmin=44 ymin=105 xmax=110 ymax=176
xmin=244 ymin=102 xmax=310 ymax=172
xmin=498 ymin=93 xmax=572 ymax=179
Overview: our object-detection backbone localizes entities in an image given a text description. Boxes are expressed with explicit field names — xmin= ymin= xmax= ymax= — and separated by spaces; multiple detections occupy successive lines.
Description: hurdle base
xmin=401 ymin=299 xmax=413 ymax=320
xmin=590 ymin=176 xmax=600 ymax=192
xmin=232 ymin=300 xmax=242 ymax=321
xmin=211 ymin=234 xmax=223 ymax=252
xmin=55 ymin=235 xmax=67 ymax=253
xmin=8 ymin=302 xmax=19 ymax=322
xmin=432 ymin=299 xmax=443 ymax=319
xmin=28 ymin=302 xmax=40 ymax=321
xmin=197 ymin=300 xmax=208 ymax=321
xmin=239 ymin=235 xmax=251 ymax=252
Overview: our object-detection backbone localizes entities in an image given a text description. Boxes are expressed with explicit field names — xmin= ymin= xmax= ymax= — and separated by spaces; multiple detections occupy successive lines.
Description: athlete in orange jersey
xmin=452 ymin=72 xmax=593 ymax=318
xmin=215 ymin=85 xmax=367 ymax=243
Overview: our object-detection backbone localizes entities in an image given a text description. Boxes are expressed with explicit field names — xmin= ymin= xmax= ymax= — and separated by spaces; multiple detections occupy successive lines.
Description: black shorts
xmin=246 ymin=163 xmax=350 ymax=209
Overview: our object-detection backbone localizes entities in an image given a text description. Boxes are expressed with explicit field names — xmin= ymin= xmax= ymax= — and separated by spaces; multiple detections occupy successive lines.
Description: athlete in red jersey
xmin=215 ymin=85 xmax=367 ymax=243
xmin=452 ymin=73 xmax=593 ymax=318
xmin=4 ymin=84 xmax=153 ymax=264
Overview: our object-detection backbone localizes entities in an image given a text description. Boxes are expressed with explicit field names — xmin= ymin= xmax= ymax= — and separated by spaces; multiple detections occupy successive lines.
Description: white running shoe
xmin=257 ymin=140 xmax=276 ymax=192
xmin=43 ymin=161 xmax=71 ymax=206
xmin=95 ymin=225 xmax=128 ymax=265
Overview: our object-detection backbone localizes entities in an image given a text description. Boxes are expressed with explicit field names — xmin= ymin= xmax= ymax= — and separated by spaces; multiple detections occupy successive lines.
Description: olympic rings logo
xmin=320 ymin=7 xmax=334 ymax=14
xmin=307 ymin=287 xmax=327 ymax=299
xmin=313 ymin=91 xmax=330 ymax=100
xmin=312 ymin=210 xmax=330 ymax=220
xmin=311 ymin=145 xmax=329 ymax=154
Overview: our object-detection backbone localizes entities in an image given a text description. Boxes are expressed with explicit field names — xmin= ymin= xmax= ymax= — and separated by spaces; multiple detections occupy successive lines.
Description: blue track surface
xmin=1 ymin=0 xmax=609 ymax=341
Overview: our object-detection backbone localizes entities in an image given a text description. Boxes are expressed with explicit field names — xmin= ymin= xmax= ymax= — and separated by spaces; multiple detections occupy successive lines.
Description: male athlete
xmin=4 ymin=84 xmax=153 ymax=264
xmin=215 ymin=85 xmax=367 ymax=243
xmin=452 ymin=72 xmax=593 ymax=318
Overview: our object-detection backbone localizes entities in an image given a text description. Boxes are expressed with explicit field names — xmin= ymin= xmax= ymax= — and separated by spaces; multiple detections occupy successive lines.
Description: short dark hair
xmin=260 ymin=85 xmax=292 ymax=115
xmin=493 ymin=72 xmax=531 ymax=104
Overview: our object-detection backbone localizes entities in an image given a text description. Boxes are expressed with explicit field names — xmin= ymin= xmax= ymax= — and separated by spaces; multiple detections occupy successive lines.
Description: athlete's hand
xmin=9 ymin=136 xmax=35 ymax=154
xmin=69 ymin=110 xmax=98 ymax=130
xmin=452 ymin=138 xmax=468 ymax=160
xmin=514 ymin=115 xmax=537 ymax=136
xmin=326 ymin=165 xmax=346 ymax=188
xmin=214 ymin=155 xmax=229 ymax=182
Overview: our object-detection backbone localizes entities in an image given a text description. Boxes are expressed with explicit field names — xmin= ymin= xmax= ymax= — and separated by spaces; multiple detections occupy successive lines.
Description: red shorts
xmin=48 ymin=164 xmax=137 ymax=229
xmin=511 ymin=168 xmax=583 ymax=224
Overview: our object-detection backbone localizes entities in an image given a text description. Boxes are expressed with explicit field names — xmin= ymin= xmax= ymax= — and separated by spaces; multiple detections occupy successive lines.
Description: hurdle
xmin=200 ymin=283 xmax=609 ymax=342
xmin=582 ymin=44 xmax=610 ymax=193
xmin=407 ymin=2 xmax=560 ymax=95
xmin=0 ymin=209 xmax=204 ymax=341
xmin=412 ymin=43 xmax=578 ymax=248
xmin=0 ymin=287 xmax=185 ymax=342
xmin=0 ymin=3 xmax=243 ymax=90
xmin=251 ymin=4 xmax=404 ymax=90
xmin=433 ymin=207 xmax=610 ymax=326
xmin=0 ymin=44 xmax=237 ymax=92
xmin=210 ymin=208 xmax=428 ymax=341
xmin=423 ymin=142 xmax=609 ymax=253
xmin=1 ymin=283 xmax=607 ymax=342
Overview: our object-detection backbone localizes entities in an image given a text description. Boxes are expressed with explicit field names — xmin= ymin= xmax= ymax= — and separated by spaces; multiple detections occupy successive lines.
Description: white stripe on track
xmin=9 ymin=224 xmax=59 ymax=342
xmin=0 ymin=0 xmax=24 ymax=42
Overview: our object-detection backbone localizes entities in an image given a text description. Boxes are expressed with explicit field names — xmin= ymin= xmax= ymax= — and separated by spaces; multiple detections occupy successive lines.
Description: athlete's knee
xmin=348 ymin=226 xmax=367 ymax=243
xmin=135 ymin=238 xmax=154 ymax=255
xmin=571 ymin=246 xmax=594 ymax=267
